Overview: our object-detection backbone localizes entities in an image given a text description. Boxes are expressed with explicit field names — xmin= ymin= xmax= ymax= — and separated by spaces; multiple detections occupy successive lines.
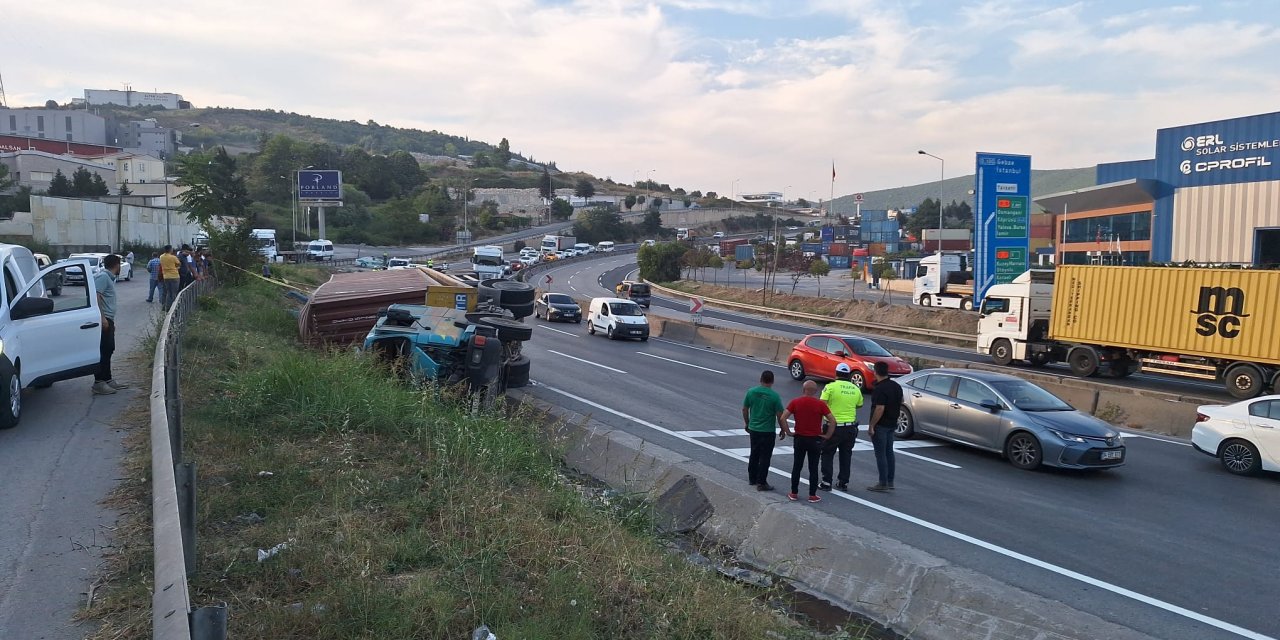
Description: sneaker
xmin=91 ymin=381 xmax=117 ymax=395
xmin=807 ymin=494 xmax=822 ymax=503
xmin=867 ymin=484 xmax=890 ymax=493
xmin=107 ymin=379 xmax=130 ymax=390
xmin=817 ymin=481 xmax=832 ymax=491
xmin=756 ymin=483 xmax=774 ymax=492
xmin=836 ymin=483 xmax=849 ymax=491
xmin=787 ymin=492 xmax=799 ymax=501
xmin=887 ymin=483 xmax=895 ymax=490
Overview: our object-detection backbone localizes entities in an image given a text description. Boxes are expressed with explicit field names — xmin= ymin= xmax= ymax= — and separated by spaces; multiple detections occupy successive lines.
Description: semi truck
xmin=913 ymin=253 xmax=974 ymax=310
xmin=977 ymin=265 xmax=1280 ymax=399
xmin=471 ymin=245 xmax=507 ymax=280
xmin=251 ymin=229 xmax=278 ymax=261
xmin=540 ymin=235 xmax=576 ymax=255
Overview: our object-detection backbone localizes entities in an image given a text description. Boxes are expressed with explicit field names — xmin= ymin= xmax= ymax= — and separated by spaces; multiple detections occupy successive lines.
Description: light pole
xmin=784 ymin=184 xmax=793 ymax=205
xmin=918 ymin=150 xmax=944 ymax=255
xmin=460 ymin=177 xmax=477 ymax=243
xmin=291 ymin=165 xmax=314 ymax=250
xmin=732 ymin=178 xmax=740 ymax=200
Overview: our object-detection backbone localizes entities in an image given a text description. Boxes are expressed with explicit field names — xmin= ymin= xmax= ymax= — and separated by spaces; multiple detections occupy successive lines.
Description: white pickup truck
xmin=0 ymin=244 xmax=104 ymax=428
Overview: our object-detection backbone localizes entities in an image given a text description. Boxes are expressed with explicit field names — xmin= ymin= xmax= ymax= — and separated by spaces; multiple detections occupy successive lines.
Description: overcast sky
xmin=5 ymin=0 xmax=1279 ymax=199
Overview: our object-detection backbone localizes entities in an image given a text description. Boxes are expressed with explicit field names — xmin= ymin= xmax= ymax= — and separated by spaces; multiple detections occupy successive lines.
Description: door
xmin=907 ymin=374 xmax=958 ymax=435
xmin=947 ymin=378 xmax=1005 ymax=447
xmin=821 ymin=337 xmax=848 ymax=379
xmin=9 ymin=263 xmax=101 ymax=383
xmin=595 ymin=303 xmax=611 ymax=331
xmin=1247 ymin=399 xmax=1280 ymax=464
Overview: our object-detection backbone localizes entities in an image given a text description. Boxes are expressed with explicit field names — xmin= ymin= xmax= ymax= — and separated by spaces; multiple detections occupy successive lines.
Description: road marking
xmin=683 ymin=429 xmax=748 ymax=438
xmin=1122 ymin=433 xmax=1193 ymax=446
xmin=650 ymin=338 xmax=790 ymax=369
xmin=896 ymin=449 xmax=962 ymax=468
xmin=546 ymin=350 xmax=625 ymax=374
xmin=538 ymin=325 xmax=579 ymax=338
xmin=637 ymin=352 xmax=726 ymax=374
xmin=531 ymin=382 xmax=1274 ymax=640
xmin=570 ymin=285 xmax=578 ymax=292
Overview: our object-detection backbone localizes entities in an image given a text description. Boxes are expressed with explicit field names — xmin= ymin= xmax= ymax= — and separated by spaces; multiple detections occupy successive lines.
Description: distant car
xmin=355 ymin=256 xmax=383 ymax=268
xmin=34 ymin=253 xmax=64 ymax=296
xmin=712 ymin=231 xmax=725 ymax=239
xmin=787 ymin=333 xmax=911 ymax=388
xmin=534 ymin=292 xmax=582 ymax=323
xmin=643 ymin=239 xmax=657 ymax=247
xmin=63 ymin=253 xmax=132 ymax=284
xmin=508 ymin=260 xmax=525 ymax=272
xmin=1192 ymin=395 xmax=1280 ymax=476
xmin=896 ymin=369 xmax=1126 ymax=471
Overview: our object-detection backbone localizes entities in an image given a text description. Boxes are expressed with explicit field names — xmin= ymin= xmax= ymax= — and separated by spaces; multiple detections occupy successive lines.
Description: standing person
xmin=201 ymin=249 xmax=214 ymax=279
xmin=91 ymin=255 xmax=129 ymax=395
xmin=782 ymin=380 xmax=836 ymax=503
xmin=124 ymin=250 xmax=135 ymax=268
xmin=742 ymin=370 xmax=785 ymax=492
xmin=159 ymin=245 xmax=181 ymax=310
xmin=145 ymin=252 xmax=161 ymax=303
xmin=819 ymin=363 xmax=864 ymax=491
xmin=178 ymin=244 xmax=196 ymax=289
xmin=189 ymin=247 xmax=205 ymax=282
xmin=867 ymin=362 xmax=904 ymax=492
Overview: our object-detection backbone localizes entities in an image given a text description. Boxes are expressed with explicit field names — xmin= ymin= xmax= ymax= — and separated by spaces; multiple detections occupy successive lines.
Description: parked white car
xmin=1193 ymin=395 xmax=1280 ymax=476
xmin=63 ymin=252 xmax=132 ymax=284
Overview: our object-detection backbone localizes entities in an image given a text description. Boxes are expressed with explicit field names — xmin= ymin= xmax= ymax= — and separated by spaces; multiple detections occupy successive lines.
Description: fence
xmin=150 ymin=278 xmax=227 ymax=640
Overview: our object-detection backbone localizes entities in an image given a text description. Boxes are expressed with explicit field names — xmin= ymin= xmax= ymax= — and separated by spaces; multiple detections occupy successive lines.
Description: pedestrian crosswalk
xmin=725 ymin=439 xmax=943 ymax=457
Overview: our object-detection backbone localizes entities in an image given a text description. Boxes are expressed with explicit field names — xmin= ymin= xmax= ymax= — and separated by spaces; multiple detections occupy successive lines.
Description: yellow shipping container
xmin=1050 ymin=266 xmax=1280 ymax=366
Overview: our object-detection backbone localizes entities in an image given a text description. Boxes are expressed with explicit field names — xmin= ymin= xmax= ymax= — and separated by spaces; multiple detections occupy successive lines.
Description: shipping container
xmin=734 ymin=244 xmax=755 ymax=261
xmin=852 ymin=248 xmax=869 ymax=258
xmin=827 ymin=255 xmax=851 ymax=269
xmin=829 ymin=242 xmax=850 ymax=257
xmin=801 ymin=243 xmax=823 ymax=255
xmin=719 ymin=238 xmax=749 ymax=256
xmin=821 ymin=227 xmax=835 ymax=241
xmin=922 ymin=239 xmax=973 ymax=252
xmin=867 ymin=243 xmax=886 ymax=256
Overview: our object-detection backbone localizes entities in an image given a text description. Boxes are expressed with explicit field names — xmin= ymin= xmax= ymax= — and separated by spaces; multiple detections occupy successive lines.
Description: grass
xmin=85 ymin=275 xmax=889 ymax=639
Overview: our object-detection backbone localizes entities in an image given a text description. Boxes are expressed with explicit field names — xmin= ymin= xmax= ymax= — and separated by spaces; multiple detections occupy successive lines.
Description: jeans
xmin=790 ymin=435 xmax=824 ymax=495
xmin=96 ymin=320 xmax=115 ymax=382
xmin=147 ymin=278 xmax=160 ymax=302
xmin=161 ymin=279 xmax=180 ymax=310
xmin=747 ymin=430 xmax=777 ymax=485
xmin=821 ymin=426 xmax=857 ymax=484
xmin=871 ymin=426 xmax=896 ymax=486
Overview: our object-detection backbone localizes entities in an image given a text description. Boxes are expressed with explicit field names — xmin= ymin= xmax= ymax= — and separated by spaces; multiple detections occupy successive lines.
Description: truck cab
xmin=471 ymin=245 xmax=507 ymax=279
xmin=976 ymin=270 xmax=1056 ymax=364
xmin=251 ymin=229 xmax=278 ymax=261
xmin=913 ymin=253 xmax=974 ymax=310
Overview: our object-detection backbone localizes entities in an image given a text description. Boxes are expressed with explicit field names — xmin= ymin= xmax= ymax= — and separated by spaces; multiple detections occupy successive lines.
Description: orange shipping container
xmin=1050 ymin=266 xmax=1280 ymax=366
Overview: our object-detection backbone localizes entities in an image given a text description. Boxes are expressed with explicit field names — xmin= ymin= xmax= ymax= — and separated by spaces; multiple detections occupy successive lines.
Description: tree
xmin=636 ymin=195 xmax=646 ymax=205
xmin=797 ymin=198 xmax=810 ymax=207
xmin=572 ymin=207 xmax=626 ymax=244
xmin=493 ymin=138 xmax=512 ymax=168
xmin=809 ymin=259 xmax=831 ymax=296
xmin=624 ymin=194 xmax=637 ymax=210
xmin=44 ymin=99 xmax=59 ymax=109
xmin=71 ymin=167 xmax=97 ymax=196
xmin=705 ymin=191 xmax=718 ymax=199
xmin=550 ymin=197 xmax=573 ymax=220
xmin=574 ymin=179 xmax=595 ymax=201
xmin=0 ymin=164 xmax=11 ymax=192
xmin=175 ymin=146 xmax=252 ymax=226
xmin=637 ymin=242 xmax=687 ymax=282
xmin=118 ymin=183 xmax=133 ymax=196
xmin=387 ymin=151 xmax=425 ymax=193
xmin=47 ymin=170 xmax=73 ymax=197
xmin=89 ymin=173 xmax=111 ymax=197
xmin=539 ymin=167 xmax=554 ymax=200
xmin=873 ymin=260 xmax=897 ymax=303
xmin=690 ymin=190 xmax=702 ymax=198
xmin=642 ymin=209 xmax=662 ymax=235
xmin=674 ymin=187 xmax=686 ymax=195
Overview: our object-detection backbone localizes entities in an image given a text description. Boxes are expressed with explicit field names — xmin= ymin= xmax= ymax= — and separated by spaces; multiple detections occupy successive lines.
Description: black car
xmin=534 ymin=293 xmax=582 ymax=323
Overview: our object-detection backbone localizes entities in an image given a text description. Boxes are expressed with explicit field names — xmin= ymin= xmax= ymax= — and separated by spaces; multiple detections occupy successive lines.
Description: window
xmin=2 ymin=266 xmax=17 ymax=307
xmin=955 ymin=378 xmax=997 ymax=406
xmin=1248 ymin=400 xmax=1280 ymax=420
xmin=907 ymin=375 xmax=930 ymax=390
xmin=37 ymin=115 xmax=44 ymax=131
xmin=824 ymin=338 xmax=847 ymax=355
xmin=65 ymin=116 xmax=73 ymax=131
xmin=28 ymin=266 xmax=91 ymax=311
xmin=804 ymin=336 xmax=827 ymax=350
xmin=981 ymin=297 xmax=1010 ymax=315
xmin=923 ymin=374 xmax=956 ymax=396
xmin=30 ymin=171 xmax=54 ymax=182
xmin=7 ymin=115 xmax=14 ymax=131
xmin=1060 ymin=251 xmax=1150 ymax=266
xmin=1063 ymin=212 xmax=1151 ymax=244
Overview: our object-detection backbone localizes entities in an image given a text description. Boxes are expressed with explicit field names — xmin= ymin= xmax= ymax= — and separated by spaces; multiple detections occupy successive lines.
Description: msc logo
xmin=1182 ymin=135 xmax=1223 ymax=151
xmin=1191 ymin=286 xmax=1249 ymax=338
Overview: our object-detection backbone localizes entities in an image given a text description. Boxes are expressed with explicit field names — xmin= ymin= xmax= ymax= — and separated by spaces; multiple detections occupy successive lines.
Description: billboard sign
xmin=1155 ymin=111 xmax=1280 ymax=189
xmin=298 ymin=170 xmax=342 ymax=201
xmin=974 ymin=152 xmax=1031 ymax=304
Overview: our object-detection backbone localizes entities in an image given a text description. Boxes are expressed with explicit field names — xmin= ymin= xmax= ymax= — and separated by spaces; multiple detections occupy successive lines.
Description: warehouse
xmin=1037 ymin=111 xmax=1280 ymax=267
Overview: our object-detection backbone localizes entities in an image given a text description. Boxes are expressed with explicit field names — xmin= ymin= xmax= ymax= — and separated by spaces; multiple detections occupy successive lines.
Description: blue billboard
xmin=973 ymin=152 xmax=1031 ymax=304
xmin=1155 ymin=111 xmax=1280 ymax=189
xmin=298 ymin=170 xmax=343 ymax=200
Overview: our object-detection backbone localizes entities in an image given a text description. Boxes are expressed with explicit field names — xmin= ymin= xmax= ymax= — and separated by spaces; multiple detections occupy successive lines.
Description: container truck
xmin=471 ymin=245 xmax=507 ymax=280
xmin=977 ymin=266 xmax=1280 ymax=399
xmin=251 ymin=229 xmax=278 ymax=261
xmin=913 ymin=253 xmax=974 ymax=310
xmin=540 ymin=235 xmax=576 ymax=255
xmin=718 ymin=238 xmax=748 ymax=257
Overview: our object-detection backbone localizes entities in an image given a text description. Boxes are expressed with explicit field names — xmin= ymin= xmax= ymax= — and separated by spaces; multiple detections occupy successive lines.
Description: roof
xmin=914 ymin=368 xmax=1023 ymax=383
xmin=1034 ymin=178 xmax=1160 ymax=214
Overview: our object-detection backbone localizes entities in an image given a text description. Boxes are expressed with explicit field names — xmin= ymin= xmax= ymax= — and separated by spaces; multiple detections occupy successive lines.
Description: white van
xmin=573 ymin=243 xmax=593 ymax=255
xmin=307 ymin=239 xmax=335 ymax=261
xmin=597 ymin=241 xmax=615 ymax=252
xmin=587 ymin=297 xmax=649 ymax=341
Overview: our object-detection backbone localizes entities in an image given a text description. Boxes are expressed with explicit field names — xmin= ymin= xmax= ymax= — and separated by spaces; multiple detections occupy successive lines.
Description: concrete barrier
xmin=516 ymin=392 xmax=1161 ymax=640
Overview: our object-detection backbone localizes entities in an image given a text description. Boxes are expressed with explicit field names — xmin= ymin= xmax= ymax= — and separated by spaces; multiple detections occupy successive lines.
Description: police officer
xmin=427 ymin=258 xmax=435 ymax=269
xmin=818 ymin=362 xmax=864 ymax=491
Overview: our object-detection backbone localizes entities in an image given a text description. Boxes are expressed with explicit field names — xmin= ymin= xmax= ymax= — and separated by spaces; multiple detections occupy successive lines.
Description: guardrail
xmin=644 ymin=280 xmax=978 ymax=347
xmin=516 ymin=247 xmax=640 ymax=285
xmin=151 ymin=279 xmax=227 ymax=640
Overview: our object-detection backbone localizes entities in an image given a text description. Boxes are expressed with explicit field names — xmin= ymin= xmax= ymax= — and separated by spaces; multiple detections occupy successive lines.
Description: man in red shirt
xmin=782 ymin=380 xmax=836 ymax=503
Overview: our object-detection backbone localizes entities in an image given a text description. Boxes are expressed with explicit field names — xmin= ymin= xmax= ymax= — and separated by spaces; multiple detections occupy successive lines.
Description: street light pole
xmin=918 ymin=150 xmax=944 ymax=255
xmin=732 ymin=178 xmax=740 ymax=200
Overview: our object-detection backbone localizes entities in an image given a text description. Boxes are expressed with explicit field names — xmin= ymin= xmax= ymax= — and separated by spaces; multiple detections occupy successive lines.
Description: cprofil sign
xmin=1157 ymin=112 xmax=1280 ymax=188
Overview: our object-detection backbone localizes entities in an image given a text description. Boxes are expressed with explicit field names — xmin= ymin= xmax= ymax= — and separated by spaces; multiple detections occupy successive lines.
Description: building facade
xmin=0 ymin=150 xmax=118 ymax=194
xmin=1 ymin=108 xmax=108 ymax=145
xmin=83 ymin=89 xmax=187 ymax=110
xmin=114 ymin=119 xmax=176 ymax=158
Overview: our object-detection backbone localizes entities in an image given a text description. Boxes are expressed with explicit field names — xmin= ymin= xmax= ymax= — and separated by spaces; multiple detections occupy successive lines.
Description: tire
xmin=919 ymin=294 xmax=932 ymax=307
xmin=1219 ymin=439 xmax=1262 ymax=476
xmin=1005 ymin=432 xmax=1043 ymax=470
xmin=1110 ymin=357 xmax=1135 ymax=378
xmin=607 ymin=326 xmax=616 ymax=340
xmin=1224 ymin=363 xmax=1265 ymax=399
xmin=1068 ymin=347 xmax=1100 ymax=377
xmin=960 ymin=297 xmax=973 ymax=311
xmin=504 ymin=355 xmax=531 ymax=389
xmin=481 ymin=279 xmax=536 ymax=306
xmin=465 ymin=311 xmax=505 ymax=325
xmin=640 ymin=336 xmax=649 ymax=342
xmin=477 ymin=316 xmax=534 ymax=342
xmin=1027 ymin=353 xmax=1049 ymax=367
xmin=895 ymin=407 xmax=916 ymax=439
xmin=850 ymin=371 xmax=865 ymax=388
xmin=990 ymin=339 xmax=1014 ymax=366
xmin=51 ymin=287 xmax=62 ymax=297
xmin=0 ymin=362 xmax=22 ymax=430
xmin=504 ymin=301 xmax=535 ymax=320
xmin=534 ymin=307 xmax=542 ymax=320
xmin=588 ymin=321 xmax=596 ymax=335
xmin=788 ymin=359 xmax=805 ymax=381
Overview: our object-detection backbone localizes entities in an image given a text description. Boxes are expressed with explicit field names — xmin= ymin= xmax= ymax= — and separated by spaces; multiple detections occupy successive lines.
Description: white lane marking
xmin=538 ymin=325 xmax=580 ymax=338
xmin=730 ymin=446 xmax=796 ymax=456
xmin=1122 ymin=433 xmax=1193 ymax=447
xmin=637 ymin=352 xmax=726 ymax=374
xmin=546 ymin=350 xmax=626 ymax=374
xmin=533 ymin=382 xmax=1274 ymax=640
xmin=896 ymin=449 xmax=962 ymax=468
xmin=570 ymin=285 xmax=579 ymax=292
xmin=651 ymin=338 xmax=789 ymax=369
xmin=684 ymin=429 xmax=748 ymax=438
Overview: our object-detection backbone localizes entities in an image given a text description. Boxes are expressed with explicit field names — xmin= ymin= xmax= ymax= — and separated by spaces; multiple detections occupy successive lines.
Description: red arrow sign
xmin=544 ymin=275 xmax=553 ymax=284
xmin=690 ymin=297 xmax=703 ymax=313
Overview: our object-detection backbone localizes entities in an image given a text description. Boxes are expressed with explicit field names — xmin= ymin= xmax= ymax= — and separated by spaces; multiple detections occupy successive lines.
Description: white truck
xmin=913 ymin=253 xmax=975 ymax=310
xmin=251 ymin=228 xmax=278 ymax=261
xmin=541 ymin=235 xmax=576 ymax=255
xmin=0 ymin=244 xmax=105 ymax=428
xmin=471 ymin=245 xmax=507 ymax=279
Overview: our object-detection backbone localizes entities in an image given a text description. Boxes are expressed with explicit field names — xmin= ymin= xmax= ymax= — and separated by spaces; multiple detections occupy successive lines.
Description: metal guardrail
xmin=516 ymin=246 xmax=639 ymax=285
xmin=151 ymin=279 xmax=227 ymax=640
xmin=644 ymin=280 xmax=978 ymax=346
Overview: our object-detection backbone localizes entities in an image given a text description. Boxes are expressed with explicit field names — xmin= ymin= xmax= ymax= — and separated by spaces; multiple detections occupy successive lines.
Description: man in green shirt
xmin=742 ymin=370 xmax=786 ymax=492
xmin=819 ymin=363 xmax=864 ymax=491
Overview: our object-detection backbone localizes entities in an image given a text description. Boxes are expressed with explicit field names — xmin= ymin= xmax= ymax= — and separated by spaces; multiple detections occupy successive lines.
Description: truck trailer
xmin=977 ymin=266 xmax=1280 ymax=398
xmin=540 ymin=235 xmax=577 ymax=254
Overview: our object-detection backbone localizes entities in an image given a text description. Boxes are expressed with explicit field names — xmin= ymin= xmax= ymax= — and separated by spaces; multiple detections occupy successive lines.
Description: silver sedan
xmin=895 ymin=369 xmax=1126 ymax=470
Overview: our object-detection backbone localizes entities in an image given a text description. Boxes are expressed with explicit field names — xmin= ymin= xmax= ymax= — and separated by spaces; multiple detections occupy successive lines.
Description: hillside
xmin=831 ymin=167 xmax=1096 ymax=214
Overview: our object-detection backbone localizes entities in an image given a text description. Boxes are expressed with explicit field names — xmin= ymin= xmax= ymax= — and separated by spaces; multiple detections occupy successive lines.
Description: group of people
xmin=145 ymin=244 xmax=211 ymax=310
xmin=742 ymin=362 xmax=903 ymax=502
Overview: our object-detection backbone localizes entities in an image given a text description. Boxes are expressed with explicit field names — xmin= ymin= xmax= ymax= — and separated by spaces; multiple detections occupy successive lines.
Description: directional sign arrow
xmin=690 ymin=297 xmax=703 ymax=314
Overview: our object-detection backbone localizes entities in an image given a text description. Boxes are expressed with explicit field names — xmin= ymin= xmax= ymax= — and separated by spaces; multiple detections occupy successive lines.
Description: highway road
xmin=524 ymin=255 xmax=1278 ymax=640
xmin=0 ymin=276 xmax=152 ymax=638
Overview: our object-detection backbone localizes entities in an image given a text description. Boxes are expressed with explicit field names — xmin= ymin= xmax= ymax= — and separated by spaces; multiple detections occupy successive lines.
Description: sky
xmin=4 ymin=0 xmax=1279 ymax=200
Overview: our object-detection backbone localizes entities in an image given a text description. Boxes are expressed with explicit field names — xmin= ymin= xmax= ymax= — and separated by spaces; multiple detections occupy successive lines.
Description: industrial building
xmin=80 ymin=88 xmax=188 ymax=110
xmin=1 ymin=108 xmax=107 ymax=144
xmin=1038 ymin=110 xmax=1280 ymax=267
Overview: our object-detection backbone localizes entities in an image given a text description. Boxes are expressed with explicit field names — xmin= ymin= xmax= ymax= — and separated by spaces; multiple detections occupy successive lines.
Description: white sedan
xmin=1192 ymin=395 xmax=1280 ymax=476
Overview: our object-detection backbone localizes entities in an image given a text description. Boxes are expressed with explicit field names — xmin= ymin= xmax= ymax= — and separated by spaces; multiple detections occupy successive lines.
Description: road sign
xmin=298 ymin=170 xmax=342 ymax=200
xmin=854 ymin=193 xmax=863 ymax=202
xmin=690 ymin=296 xmax=703 ymax=324
xmin=544 ymin=275 xmax=553 ymax=285
xmin=974 ymin=152 xmax=1031 ymax=305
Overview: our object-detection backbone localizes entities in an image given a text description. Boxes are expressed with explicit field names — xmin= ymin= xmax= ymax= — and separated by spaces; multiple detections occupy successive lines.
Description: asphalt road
xmin=519 ymin=304 xmax=1279 ymax=640
xmin=0 ymin=276 xmax=153 ymax=638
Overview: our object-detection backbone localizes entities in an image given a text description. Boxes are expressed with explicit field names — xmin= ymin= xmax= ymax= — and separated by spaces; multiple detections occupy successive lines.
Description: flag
xmin=831 ymin=162 xmax=836 ymax=182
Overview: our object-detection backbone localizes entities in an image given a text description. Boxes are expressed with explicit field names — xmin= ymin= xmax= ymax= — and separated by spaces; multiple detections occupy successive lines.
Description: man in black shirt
xmin=867 ymin=361 xmax=903 ymax=492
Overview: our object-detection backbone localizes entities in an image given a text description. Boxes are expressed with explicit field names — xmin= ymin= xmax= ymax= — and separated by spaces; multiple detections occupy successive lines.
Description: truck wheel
xmin=481 ymin=279 xmax=536 ymax=306
xmin=919 ymin=294 xmax=932 ymax=307
xmin=1068 ymin=347 xmax=1100 ymax=377
xmin=960 ymin=298 xmax=973 ymax=311
xmin=1109 ymin=357 xmax=1136 ymax=378
xmin=477 ymin=317 xmax=533 ymax=342
xmin=990 ymin=339 xmax=1014 ymax=366
xmin=1224 ymin=363 xmax=1265 ymax=399
xmin=1027 ymin=353 xmax=1049 ymax=367
xmin=504 ymin=301 xmax=535 ymax=320
xmin=504 ymin=356 xmax=531 ymax=389
xmin=0 ymin=361 xmax=22 ymax=430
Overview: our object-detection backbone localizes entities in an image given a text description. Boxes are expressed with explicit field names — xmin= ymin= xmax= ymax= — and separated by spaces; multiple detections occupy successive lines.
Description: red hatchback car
xmin=787 ymin=333 xmax=913 ymax=388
